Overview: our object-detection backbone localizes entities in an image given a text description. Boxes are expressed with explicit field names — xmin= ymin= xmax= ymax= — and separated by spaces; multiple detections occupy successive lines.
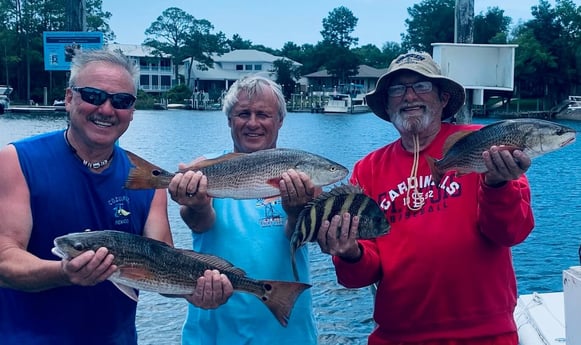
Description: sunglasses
xmin=387 ymin=81 xmax=433 ymax=98
xmin=71 ymin=86 xmax=136 ymax=109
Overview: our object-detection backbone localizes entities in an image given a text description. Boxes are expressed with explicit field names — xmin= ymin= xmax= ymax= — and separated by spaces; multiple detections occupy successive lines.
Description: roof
xmin=304 ymin=64 xmax=387 ymax=78
xmin=106 ymin=43 xmax=170 ymax=58
xmin=213 ymin=49 xmax=301 ymax=67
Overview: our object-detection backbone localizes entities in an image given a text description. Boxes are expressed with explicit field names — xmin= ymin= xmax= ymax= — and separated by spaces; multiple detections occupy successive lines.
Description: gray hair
xmin=222 ymin=75 xmax=286 ymax=120
xmin=68 ymin=49 xmax=140 ymax=93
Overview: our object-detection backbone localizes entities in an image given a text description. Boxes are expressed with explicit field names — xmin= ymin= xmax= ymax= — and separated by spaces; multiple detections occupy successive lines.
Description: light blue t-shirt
xmin=181 ymin=152 xmax=317 ymax=345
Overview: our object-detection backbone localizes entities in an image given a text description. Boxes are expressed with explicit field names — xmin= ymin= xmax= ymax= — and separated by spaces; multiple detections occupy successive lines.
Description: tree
xmin=353 ymin=44 xmax=384 ymax=68
xmin=144 ymin=7 xmax=196 ymax=84
xmin=272 ymin=59 xmax=299 ymax=100
xmin=144 ymin=7 xmax=227 ymax=88
xmin=402 ymin=0 xmax=456 ymax=52
xmin=228 ymin=34 xmax=252 ymax=50
xmin=319 ymin=6 xmax=360 ymax=83
xmin=474 ymin=7 xmax=511 ymax=44
xmin=320 ymin=6 xmax=359 ymax=48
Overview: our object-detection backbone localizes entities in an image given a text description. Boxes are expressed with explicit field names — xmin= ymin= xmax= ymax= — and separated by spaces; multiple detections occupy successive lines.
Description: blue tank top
xmin=0 ymin=130 xmax=155 ymax=345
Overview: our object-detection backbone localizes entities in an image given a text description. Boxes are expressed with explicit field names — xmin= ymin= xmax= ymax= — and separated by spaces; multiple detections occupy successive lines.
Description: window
xmin=236 ymin=65 xmax=243 ymax=70
xmin=245 ymin=64 xmax=253 ymax=70
xmin=254 ymin=64 xmax=262 ymax=71
xmin=140 ymin=75 xmax=149 ymax=86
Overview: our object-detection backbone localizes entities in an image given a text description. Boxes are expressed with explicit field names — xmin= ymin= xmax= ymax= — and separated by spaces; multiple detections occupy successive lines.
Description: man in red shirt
xmin=317 ymin=52 xmax=534 ymax=345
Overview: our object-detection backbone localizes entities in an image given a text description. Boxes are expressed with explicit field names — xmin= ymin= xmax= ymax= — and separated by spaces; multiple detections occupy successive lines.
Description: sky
xmin=101 ymin=0 xmax=562 ymax=50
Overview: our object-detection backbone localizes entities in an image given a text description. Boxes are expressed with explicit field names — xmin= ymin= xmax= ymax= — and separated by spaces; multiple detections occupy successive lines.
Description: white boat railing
xmin=568 ymin=96 xmax=581 ymax=110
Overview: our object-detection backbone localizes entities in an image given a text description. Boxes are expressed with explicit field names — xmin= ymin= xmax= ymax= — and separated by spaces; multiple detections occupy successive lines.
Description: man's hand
xmin=184 ymin=269 xmax=233 ymax=309
xmin=482 ymin=146 xmax=531 ymax=187
xmin=317 ymin=213 xmax=362 ymax=262
xmin=279 ymin=169 xmax=319 ymax=217
xmin=61 ymin=247 xmax=117 ymax=286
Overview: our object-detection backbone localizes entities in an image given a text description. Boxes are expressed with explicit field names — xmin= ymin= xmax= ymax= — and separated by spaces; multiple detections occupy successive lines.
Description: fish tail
xmin=257 ymin=280 xmax=311 ymax=327
xmin=425 ymin=155 xmax=443 ymax=185
xmin=124 ymin=150 xmax=174 ymax=189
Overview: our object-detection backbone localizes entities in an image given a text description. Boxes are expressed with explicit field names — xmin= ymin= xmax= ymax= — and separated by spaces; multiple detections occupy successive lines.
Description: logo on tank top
xmin=108 ymin=195 xmax=131 ymax=225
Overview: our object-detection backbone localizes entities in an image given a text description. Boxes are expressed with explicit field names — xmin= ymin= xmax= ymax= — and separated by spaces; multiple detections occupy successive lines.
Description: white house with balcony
xmin=106 ymin=43 xmax=174 ymax=96
xmin=181 ymin=49 xmax=301 ymax=103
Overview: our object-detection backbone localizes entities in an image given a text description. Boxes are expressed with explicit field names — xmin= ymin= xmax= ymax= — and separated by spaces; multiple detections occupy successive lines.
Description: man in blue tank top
xmin=0 ymin=49 xmax=217 ymax=345
xmin=168 ymin=75 xmax=319 ymax=344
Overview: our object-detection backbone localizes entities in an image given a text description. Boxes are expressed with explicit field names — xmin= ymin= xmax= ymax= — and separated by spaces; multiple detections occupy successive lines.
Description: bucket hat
xmin=365 ymin=52 xmax=466 ymax=122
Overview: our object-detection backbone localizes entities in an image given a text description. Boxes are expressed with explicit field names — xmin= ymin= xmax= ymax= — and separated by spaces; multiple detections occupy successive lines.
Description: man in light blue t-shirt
xmin=168 ymin=75 xmax=318 ymax=345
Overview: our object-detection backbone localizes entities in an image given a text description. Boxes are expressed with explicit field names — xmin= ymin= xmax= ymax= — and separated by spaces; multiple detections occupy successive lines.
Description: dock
xmin=5 ymin=105 xmax=67 ymax=115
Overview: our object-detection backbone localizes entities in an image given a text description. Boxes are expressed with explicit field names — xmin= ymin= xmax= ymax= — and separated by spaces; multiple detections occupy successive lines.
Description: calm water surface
xmin=1 ymin=110 xmax=580 ymax=344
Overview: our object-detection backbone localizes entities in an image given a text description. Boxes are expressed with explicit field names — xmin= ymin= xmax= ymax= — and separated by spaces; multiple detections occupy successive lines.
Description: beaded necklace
xmin=64 ymin=129 xmax=114 ymax=169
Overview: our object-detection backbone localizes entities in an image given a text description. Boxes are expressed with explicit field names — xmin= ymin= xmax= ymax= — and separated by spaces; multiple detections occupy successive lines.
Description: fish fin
xmin=177 ymin=249 xmax=247 ymax=276
xmin=188 ymin=152 xmax=246 ymax=170
xmin=425 ymin=155 xmax=444 ymax=185
xmin=289 ymin=241 xmax=301 ymax=281
xmin=441 ymin=130 xmax=475 ymax=154
xmin=124 ymin=150 xmax=175 ymax=189
xmin=111 ymin=281 xmax=139 ymax=302
xmin=254 ymin=280 xmax=311 ymax=327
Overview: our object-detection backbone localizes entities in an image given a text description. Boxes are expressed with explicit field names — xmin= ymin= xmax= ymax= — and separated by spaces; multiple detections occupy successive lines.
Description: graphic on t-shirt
xmin=256 ymin=198 xmax=284 ymax=227
xmin=377 ymin=174 xmax=463 ymax=224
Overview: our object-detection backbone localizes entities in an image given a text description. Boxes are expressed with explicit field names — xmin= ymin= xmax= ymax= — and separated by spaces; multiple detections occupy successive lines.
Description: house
xmin=181 ymin=49 xmax=302 ymax=103
xmin=303 ymin=64 xmax=387 ymax=93
xmin=106 ymin=43 xmax=175 ymax=96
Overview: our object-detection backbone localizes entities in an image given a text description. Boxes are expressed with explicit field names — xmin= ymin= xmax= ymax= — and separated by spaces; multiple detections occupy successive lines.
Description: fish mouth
xmin=51 ymin=245 xmax=68 ymax=260
xmin=560 ymin=136 xmax=576 ymax=147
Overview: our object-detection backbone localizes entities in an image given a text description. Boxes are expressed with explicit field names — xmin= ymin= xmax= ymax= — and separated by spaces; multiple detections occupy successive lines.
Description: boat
xmin=323 ymin=84 xmax=370 ymax=114
xmin=0 ymin=85 xmax=13 ymax=114
xmin=555 ymin=96 xmax=581 ymax=120
xmin=515 ymin=266 xmax=581 ymax=345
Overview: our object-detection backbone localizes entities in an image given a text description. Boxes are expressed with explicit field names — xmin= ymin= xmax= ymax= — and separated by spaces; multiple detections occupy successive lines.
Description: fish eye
xmin=73 ymin=242 xmax=85 ymax=251
xmin=152 ymin=169 xmax=162 ymax=177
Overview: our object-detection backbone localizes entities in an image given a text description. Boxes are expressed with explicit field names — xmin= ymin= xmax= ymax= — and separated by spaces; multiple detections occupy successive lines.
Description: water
xmin=1 ymin=110 xmax=580 ymax=344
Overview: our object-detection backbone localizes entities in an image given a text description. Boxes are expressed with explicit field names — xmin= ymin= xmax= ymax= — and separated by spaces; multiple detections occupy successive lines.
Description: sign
xmin=43 ymin=31 xmax=103 ymax=71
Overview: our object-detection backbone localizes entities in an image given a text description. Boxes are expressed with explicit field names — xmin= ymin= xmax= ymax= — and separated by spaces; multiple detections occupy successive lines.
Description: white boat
xmin=515 ymin=266 xmax=581 ymax=345
xmin=323 ymin=93 xmax=370 ymax=114
xmin=323 ymin=84 xmax=370 ymax=114
xmin=0 ymin=85 xmax=13 ymax=114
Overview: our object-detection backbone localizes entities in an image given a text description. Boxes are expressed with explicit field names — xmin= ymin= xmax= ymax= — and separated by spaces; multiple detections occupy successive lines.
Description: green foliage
xmin=165 ymin=84 xmax=192 ymax=104
xmin=134 ymin=89 xmax=157 ymax=110
xmin=474 ymin=7 xmax=511 ymax=44
xmin=320 ymin=6 xmax=359 ymax=49
xmin=402 ymin=0 xmax=456 ymax=52
xmin=144 ymin=7 xmax=228 ymax=89
xmin=273 ymin=59 xmax=299 ymax=100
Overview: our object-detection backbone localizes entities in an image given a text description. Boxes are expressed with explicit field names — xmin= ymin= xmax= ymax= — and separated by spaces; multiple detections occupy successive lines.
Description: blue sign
xmin=43 ymin=31 xmax=103 ymax=71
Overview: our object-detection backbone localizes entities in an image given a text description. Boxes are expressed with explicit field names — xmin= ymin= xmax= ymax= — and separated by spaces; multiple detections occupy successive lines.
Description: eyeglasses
xmin=387 ymin=81 xmax=433 ymax=98
xmin=71 ymin=87 xmax=136 ymax=109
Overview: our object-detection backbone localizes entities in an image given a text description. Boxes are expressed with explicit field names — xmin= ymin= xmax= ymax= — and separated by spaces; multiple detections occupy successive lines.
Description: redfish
xmin=123 ymin=148 xmax=348 ymax=199
xmin=425 ymin=119 xmax=576 ymax=184
xmin=52 ymin=230 xmax=310 ymax=327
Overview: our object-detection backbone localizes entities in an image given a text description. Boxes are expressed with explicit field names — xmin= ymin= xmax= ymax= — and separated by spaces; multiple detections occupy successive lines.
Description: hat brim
xmin=365 ymin=70 xmax=466 ymax=122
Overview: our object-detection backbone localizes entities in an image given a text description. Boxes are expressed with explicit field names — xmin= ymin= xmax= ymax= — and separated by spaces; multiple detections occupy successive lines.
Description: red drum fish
xmin=52 ymin=230 xmax=311 ymax=327
xmin=123 ymin=148 xmax=348 ymax=199
xmin=426 ymin=119 xmax=576 ymax=184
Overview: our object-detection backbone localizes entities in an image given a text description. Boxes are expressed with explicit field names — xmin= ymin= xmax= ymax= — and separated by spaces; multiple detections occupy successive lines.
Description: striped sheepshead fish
xmin=290 ymin=184 xmax=390 ymax=281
